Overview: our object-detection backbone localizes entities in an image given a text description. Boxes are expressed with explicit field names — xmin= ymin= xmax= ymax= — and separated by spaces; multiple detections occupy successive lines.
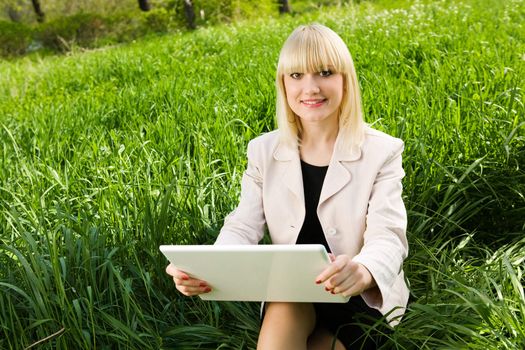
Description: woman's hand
xmin=315 ymin=254 xmax=376 ymax=297
xmin=165 ymin=263 xmax=212 ymax=296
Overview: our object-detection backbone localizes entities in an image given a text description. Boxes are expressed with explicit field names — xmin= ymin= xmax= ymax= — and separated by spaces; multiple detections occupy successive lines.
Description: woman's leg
xmin=313 ymin=296 xmax=390 ymax=349
xmin=257 ymin=302 xmax=316 ymax=350
xmin=307 ymin=328 xmax=346 ymax=350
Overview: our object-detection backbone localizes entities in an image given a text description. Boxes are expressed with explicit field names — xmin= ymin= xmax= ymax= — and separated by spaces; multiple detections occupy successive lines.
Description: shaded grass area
xmin=0 ymin=0 xmax=524 ymax=348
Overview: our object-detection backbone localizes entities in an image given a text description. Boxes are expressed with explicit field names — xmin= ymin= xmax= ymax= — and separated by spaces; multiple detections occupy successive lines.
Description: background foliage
xmin=1 ymin=0 xmax=524 ymax=349
xmin=0 ymin=0 xmax=335 ymax=57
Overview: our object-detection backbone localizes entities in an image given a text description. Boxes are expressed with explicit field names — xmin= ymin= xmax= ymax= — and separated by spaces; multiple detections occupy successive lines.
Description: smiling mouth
xmin=301 ymin=99 xmax=327 ymax=107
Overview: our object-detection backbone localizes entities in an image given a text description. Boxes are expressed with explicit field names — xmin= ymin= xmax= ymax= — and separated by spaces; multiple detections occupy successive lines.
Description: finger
xmin=175 ymin=278 xmax=213 ymax=295
xmin=328 ymin=259 xmax=360 ymax=288
xmin=332 ymin=278 xmax=357 ymax=296
xmin=315 ymin=256 xmax=346 ymax=284
xmin=173 ymin=276 xmax=199 ymax=287
xmin=166 ymin=264 xmax=212 ymax=292
xmin=173 ymin=274 xmax=212 ymax=290
xmin=336 ymin=275 xmax=367 ymax=297
xmin=165 ymin=263 xmax=177 ymax=275
xmin=166 ymin=265 xmax=206 ymax=286
xmin=322 ymin=257 xmax=360 ymax=290
xmin=177 ymin=282 xmax=213 ymax=296
xmin=340 ymin=285 xmax=360 ymax=297
xmin=166 ymin=264 xmax=192 ymax=280
xmin=333 ymin=264 xmax=373 ymax=296
xmin=327 ymin=273 xmax=349 ymax=290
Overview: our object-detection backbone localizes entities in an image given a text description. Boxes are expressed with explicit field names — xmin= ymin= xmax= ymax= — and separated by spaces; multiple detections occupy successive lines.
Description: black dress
xmin=295 ymin=160 xmax=388 ymax=349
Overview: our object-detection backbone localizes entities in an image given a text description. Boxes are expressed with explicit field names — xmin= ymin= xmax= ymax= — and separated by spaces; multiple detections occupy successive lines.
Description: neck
xmin=300 ymin=119 xmax=339 ymax=146
xmin=298 ymin=120 xmax=339 ymax=166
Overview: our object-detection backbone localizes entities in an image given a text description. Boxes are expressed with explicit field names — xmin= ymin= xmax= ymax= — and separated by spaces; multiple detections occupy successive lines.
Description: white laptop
xmin=160 ymin=244 xmax=349 ymax=303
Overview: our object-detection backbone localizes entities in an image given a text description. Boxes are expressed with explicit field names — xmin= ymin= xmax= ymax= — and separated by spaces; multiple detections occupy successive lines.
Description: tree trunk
xmin=31 ymin=0 xmax=45 ymax=22
xmin=7 ymin=6 xmax=22 ymax=22
xmin=138 ymin=0 xmax=151 ymax=11
xmin=183 ymin=0 xmax=196 ymax=30
xmin=278 ymin=0 xmax=290 ymax=14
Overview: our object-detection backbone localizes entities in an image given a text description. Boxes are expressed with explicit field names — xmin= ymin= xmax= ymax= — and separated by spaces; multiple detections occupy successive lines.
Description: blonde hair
xmin=275 ymin=24 xmax=365 ymax=150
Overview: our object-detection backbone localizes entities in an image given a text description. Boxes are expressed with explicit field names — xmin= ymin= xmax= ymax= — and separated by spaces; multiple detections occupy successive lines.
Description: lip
xmin=301 ymin=99 xmax=327 ymax=108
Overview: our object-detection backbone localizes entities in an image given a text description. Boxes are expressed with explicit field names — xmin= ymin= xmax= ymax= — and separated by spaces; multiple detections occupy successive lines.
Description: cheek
xmin=286 ymin=93 xmax=299 ymax=114
xmin=284 ymin=83 xmax=298 ymax=104
xmin=283 ymin=80 xmax=293 ymax=94
xmin=332 ymin=79 xmax=344 ymax=104
xmin=336 ymin=88 xmax=344 ymax=103
xmin=335 ymin=76 xmax=344 ymax=91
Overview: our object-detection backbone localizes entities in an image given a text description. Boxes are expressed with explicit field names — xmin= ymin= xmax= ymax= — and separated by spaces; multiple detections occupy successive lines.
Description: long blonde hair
xmin=275 ymin=24 xmax=365 ymax=150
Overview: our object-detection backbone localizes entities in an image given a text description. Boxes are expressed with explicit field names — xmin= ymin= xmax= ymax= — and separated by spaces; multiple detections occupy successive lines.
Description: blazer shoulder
xmin=246 ymin=130 xmax=281 ymax=161
xmin=248 ymin=130 xmax=280 ymax=147
xmin=364 ymin=126 xmax=404 ymax=151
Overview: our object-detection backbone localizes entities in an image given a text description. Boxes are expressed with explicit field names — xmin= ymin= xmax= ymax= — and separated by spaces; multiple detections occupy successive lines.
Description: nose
xmin=303 ymin=74 xmax=320 ymax=95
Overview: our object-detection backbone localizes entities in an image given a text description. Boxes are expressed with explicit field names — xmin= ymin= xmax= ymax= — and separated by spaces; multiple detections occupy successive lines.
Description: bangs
xmin=278 ymin=25 xmax=349 ymax=74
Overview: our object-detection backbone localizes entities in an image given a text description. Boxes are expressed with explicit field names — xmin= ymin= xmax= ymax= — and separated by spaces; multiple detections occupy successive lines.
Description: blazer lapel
xmin=319 ymin=134 xmax=362 ymax=205
xmin=274 ymin=141 xmax=304 ymax=207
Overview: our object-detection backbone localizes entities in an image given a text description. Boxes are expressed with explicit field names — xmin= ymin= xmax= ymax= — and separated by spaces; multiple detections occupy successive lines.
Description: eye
xmin=290 ymin=72 xmax=302 ymax=79
xmin=319 ymin=70 xmax=332 ymax=77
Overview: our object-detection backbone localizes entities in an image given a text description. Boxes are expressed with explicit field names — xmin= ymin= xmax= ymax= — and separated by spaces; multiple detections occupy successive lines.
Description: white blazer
xmin=215 ymin=126 xmax=409 ymax=325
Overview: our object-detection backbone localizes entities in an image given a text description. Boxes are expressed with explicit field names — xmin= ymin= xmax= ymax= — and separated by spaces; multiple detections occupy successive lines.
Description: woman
xmin=166 ymin=24 xmax=409 ymax=349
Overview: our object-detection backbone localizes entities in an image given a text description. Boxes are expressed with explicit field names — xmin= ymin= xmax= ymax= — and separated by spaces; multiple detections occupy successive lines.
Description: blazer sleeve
xmin=215 ymin=140 xmax=266 ymax=245
xmin=352 ymin=138 xmax=408 ymax=309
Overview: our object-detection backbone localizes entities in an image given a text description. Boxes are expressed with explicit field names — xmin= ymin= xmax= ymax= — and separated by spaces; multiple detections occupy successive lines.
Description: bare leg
xmin=307 ymin=328 xmax=346 ymax=350
xmin=257 ymin=302 xmax=316 ymax=350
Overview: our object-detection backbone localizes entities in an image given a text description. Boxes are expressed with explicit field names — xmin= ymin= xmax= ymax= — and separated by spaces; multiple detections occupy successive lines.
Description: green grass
xmin=1 ymin=0 xmax=524 ymax=348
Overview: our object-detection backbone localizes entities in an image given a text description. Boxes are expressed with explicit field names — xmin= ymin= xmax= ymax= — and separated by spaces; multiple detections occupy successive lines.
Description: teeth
xmin=302 ymin=100 xmax=323 ymax=105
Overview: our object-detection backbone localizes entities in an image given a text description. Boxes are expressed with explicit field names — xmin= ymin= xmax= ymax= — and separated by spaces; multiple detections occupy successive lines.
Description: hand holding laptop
xmin=314 ymin=254 xmax=376 ymax=297
xmin=166 ymin=264 xmax=212 ymax=296
xmin=161 ymin=245 xmax=350 ymax=303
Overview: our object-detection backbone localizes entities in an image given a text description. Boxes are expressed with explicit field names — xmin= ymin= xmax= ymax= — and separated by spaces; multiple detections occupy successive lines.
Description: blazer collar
xmin=273 ymin=132 xmax=362 ymax=162
xmin=273 ymin=132 xmax=362 ymax=206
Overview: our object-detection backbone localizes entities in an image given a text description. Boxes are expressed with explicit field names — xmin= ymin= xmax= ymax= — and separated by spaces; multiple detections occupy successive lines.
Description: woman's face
xmin=283 ymin=68 xmax=343 ymax=126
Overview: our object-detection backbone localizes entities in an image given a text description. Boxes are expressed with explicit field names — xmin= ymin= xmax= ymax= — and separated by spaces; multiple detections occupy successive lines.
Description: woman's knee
xmin=263 ymin=302 xmax=316 ymax=332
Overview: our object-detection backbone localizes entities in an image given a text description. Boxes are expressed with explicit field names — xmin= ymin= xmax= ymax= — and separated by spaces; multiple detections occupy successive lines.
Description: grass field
xmin=1 ymin=0 xmax=524 ymax=348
